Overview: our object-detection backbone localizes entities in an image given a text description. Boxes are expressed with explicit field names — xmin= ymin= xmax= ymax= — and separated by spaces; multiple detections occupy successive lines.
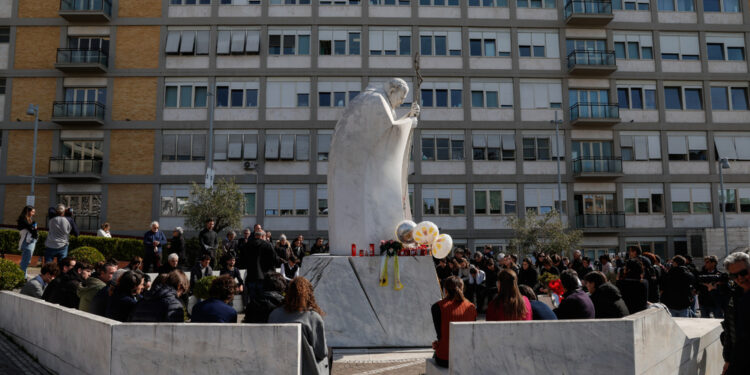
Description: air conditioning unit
xmin=243 ymin=161 xmax=257 ymax=170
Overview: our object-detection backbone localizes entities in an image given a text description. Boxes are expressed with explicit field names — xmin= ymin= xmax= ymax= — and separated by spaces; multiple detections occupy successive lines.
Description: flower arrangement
xmin=379 ymin=240 xmax=403 ymax=257
xmin=538 ymin=271 xmax=559 ymax=286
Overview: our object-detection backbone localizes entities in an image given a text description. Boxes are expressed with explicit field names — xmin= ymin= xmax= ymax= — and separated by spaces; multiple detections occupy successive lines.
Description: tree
xmin=507 ymin=210 xmax=582 ymax=258
xmin=183 ymin=178 xmax=244 ymax=233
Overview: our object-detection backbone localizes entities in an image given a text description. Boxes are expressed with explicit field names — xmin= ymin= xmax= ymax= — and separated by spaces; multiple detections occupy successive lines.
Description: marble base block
xmin=300 ymin=255 xmax=441 ymax=347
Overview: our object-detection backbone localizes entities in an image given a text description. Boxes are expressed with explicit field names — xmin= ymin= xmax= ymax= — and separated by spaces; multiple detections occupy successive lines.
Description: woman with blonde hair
xmin=486 ymin=269 xmax=531 ymax=321
xmin=269 ymin=277 xmax=329 ymax=375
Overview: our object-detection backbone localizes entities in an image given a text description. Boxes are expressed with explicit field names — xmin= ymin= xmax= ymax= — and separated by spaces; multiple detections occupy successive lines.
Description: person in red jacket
xmin=486 ymin=269 xmax=532 ymax=321
xmin=431 ymin=276 xmax=477 ymax=368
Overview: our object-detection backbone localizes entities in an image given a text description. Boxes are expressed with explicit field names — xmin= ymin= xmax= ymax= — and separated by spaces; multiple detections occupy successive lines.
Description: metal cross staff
xmin=401 ymin=53 xmax=423 ymax=220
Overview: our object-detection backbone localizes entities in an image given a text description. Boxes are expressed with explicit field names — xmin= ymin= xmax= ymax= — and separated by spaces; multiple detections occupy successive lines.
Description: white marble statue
xmin=327 ymin=78 xmax=420 ymax=255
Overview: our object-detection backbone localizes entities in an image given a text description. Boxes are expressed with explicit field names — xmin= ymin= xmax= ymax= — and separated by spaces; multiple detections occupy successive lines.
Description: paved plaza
xmin=0 ymin=332 xmax=51 ymax=375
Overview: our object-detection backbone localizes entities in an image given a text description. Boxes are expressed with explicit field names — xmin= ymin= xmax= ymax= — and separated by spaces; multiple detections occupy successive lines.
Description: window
xmin=420 ymin=81 xmax=462 ymax=108
xmin=165 ymin=82 xmax=208 ymax=108
xmin=714 ymin=135 xmax=750 ymax=161
xmin=711 ymin=86 xmax=748 ymax=111
xmin=221 ymin=0 xmax=262 ymax=4
xmin=171 ymin=0 xmax=211 ymax=4
xmin=719 ymin=186 xmax=750 ymax=213
xmin=270 ymin=0 xmax=311 ymax=3
xmin=319 ymin=27 xmax=361 ymax=56
xmin=468 ymin=0 xmax=508 ymax=6
xmin=620 ymin=133 xmax=661 ymax=161
xmin=419 ymin=30 xmax=461 ymax=56
xmin=160 ymin=186 xmax=190 ymax=217
xmin=265 ymin=132 xmax=310 ymax=161
xmin=474 ymin=186 xmax=516 ymax=215
xmin=518 ymin=30 xmax=559 ymax=58
xmin=369 ymin=27 xmax=411 ymax=56
xmin=370 ymin=0 xmax=410 ymax=5
xmin=0 ymin=78 xmax=6 ymax=95
xmin=612 ymin=0 xmax=650 ymax=10
xmin=472 ymin=132 xmax=515 ymax=161
xmin=420 ymin=0 xmax=459 ymax=5
xmin=624 ymin=185 xmax=664 ymax=214
xmin=658 ymin=0 xmax=695 ymax=11
xmin=667 ymin=134 xmax=707 ymax=161
xmin=468 ymin=30 xmax=511 ymax=57
xmin=0 ymin=27 xmax=8 ymax=43
xmin=213 ymin=132 xmax=258 ymax=161
xmin=317 ymin=132 xmax=332 ymax=161
xmin=516 ymin=0 xmax=555 ymax=8
xmin=660 ymin=34 xmax=699 ymax=60
xmin=664 ymin=85 xmax=703 ymax=110
xmin=68 ymin=37 xmax=110 ymax=53
xmin=422 ymin=185 xmax=466 ymax=215
xmin=671 ymin=184 xmax=711 ymax=214
xmin=264 ymin=186 xmax=309 ymax=216
xmin=317 ymin=185 xmax=328 ymax=216
xmin=318 ymin=81 xmax=360 ymax=107
xmin=162 ymin=131 xmax=206 ymax=161
xmin=217 ymin=29 xmax=260 ymax=55
xmin=165 ymin=29 xmax=210 ymax=55
xmin=63 ymin=87 xmax=106 ymax=105
xmin=268 ymin=29 xmax=310 ymax=55
xmin=703 ymin=0 xmax=740 ymax=12
xmin=617 ymin=84 xmax=656 ymax=110
xmin=613 ymin=33 xmax=653 ymax=60
xmin=60 ymin=140 xmax=103 ymax=160
xmin=519 ymin=80 xmax=563 ymax=109
xmin=523 ymin=137 xmax=551 ymax=160
xmin=215 ymin=81 xmax=259 ymax=108
xmin=266 ymin=79 xmax=310 ymax=108
xmin=706 ymin=34 xmax=745 ymax=61
xmin=421 ymin=132 xmax=464 ymax=161
xmin=321 ymin=0 xmax=359 ymax=4
xmin=525 ymin=185 xmax=567 ymax=214
xmin=243 ymin=191 xmax=257 ymax=216
xmin=470 ymin=80 xmax=513 ymax=108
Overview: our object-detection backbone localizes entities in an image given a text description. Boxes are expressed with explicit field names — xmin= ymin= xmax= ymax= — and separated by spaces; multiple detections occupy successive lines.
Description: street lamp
xmin=205 ymin=91 xmax=215 ymax=189
xmin=26 ymin=104 xmax=39 ymax=206
xmin=550 ymin=112 xmax=563 ymax=220
xmin=719 ymin=157 xmax=730 ymax=259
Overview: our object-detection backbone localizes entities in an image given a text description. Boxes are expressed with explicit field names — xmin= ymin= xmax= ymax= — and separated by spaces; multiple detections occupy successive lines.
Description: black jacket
xmin=243 ymin=291 xmax=285 ymax=323
xmin=198 ymin=228 xmax=217 ymax=254
xmin=721 ymin=286 xmax=750 ymax=374
xmin=170 ymin=235 xmax=187 ymax=264
xmin=106 ymin=293 xmax=141 ymax=322
xmin=518 ymin=267 xmax=539 ymax=288
xmin=129 ymin=284 xmax=185 ymax=323
xmin=590 ymin=282 xmax=630 ymax=319
xmin=16 ymin=217 xmax=38 ymax=240
xmin=554 ymin=289 xmax=596 ymax=320
xmin=616 ymin=278 xmax=649 ymax=314
xmin=189 ymin=263 xmax=213 ymax=291
xmin=43 ymin=271 xmax=83 ymax=308
xmin=660 ymin=266 xmax=695 ymax=310
xmin=245 ymin=238 xmax=278 ymax=281
xmin=89 ymin=285 xmax=110 ymax=316
xmin=436 ymin=264 xmax=453 ymax=280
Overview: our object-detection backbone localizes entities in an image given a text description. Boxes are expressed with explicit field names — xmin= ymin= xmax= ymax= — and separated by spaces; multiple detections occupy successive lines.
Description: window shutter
xmin=620 ymin=135 xmax=633 ymax=147
xmin=634 ymin=136 xmax=648 ymax=160
xmin=370 ymin=30 xmax=383 ymax=51
xmin=384 ymin=30 xmax=398 ymax=51
xmin=660 ymin=35 xmax=680 ymax=54
xmin=715 ymin=137 xmax=738 ymax=160
xmin=667 ymin=135 xmax=687 ymax=154
xmin=497 ymin=32 xmax=511 ymax=53
xmin=502 ymin=134 xmax=515 ymax=150
xmin=217 ymin=31 xmax=231 ymax=54
xmin=734 ymin=137 xmax=750 ymax=160
xmin=265 ymin=134 xmax=280 ymax=160
xmin=231 ymin=31 xmax=246 ymax=54
xmin=228 ymin=135 xmax=242 ymax=159
xmin=179 ymin=31 xmax=195 ymax=54
xmin=688 ymin=135 xmax=707 ymax=150
xmin=448 ymin=31 xmax=461 ymax=51
xmin=296 ymin=135 xmax=310 ymax=161
xmin=499 ymin=82 xmax=513 ymax=107
xmin=246 ymin=31 xmax=260 ymax=53
xmin=487 ymin=134 xmax=501 ymax=148
xmin=280 ymin=134 xmax=295 ymax=160
xmin=545 ymin=33 xmax=559 ymax=57
xmin=472 ymin=134 xmax=486 ymax=147
xmin=166 ymin=31 xmax=181 ymax=54
xmin=244 ymin=134 xmax=258 ymax=160
xmin=647 ymin=135 xmax=661 ymax=159
xmin=318 ymin=134 xmax=331 ymax=154
xmin=679 ymin=35 xmax=699 ymax=56
xmin=196 ymin=31 xmax=210 ymax=55
xmin=214 ymin=134 xmax=228 ymax=161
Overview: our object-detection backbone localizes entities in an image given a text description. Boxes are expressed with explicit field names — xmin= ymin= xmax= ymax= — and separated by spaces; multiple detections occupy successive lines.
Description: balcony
xmin=564 ymin=0 xmax=613 ymax=26
xmin=52 ymin=102 xmax=105 ymax=125
xmin=567 ymin=50 xmax=617 ymax=75
xmin=572 ymin=157 xmax=623 ymax=178
xmin=49 ymin=158 xmax=103 ymax=179
xmin=574 ymin=213 xmax=625 ymax=230
xmin=59 ymin=0 xmax=112 ymax=22
xmin=569 ymin=102 xmax=620 ymax=126
xmin=55 ymin=49 xmax=108 ymax=73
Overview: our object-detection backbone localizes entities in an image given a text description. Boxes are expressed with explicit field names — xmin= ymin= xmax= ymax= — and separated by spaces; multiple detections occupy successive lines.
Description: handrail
xmin=60 ymin=0 xmax=112 ymax=15
xmin=572 ymin=157 xmax=623 ymax=174
xmin=567 ymin=49 xmax=616 ymax=68
xmin=56 ymin=48 xmax=108 ymax=66
xmin=52 ymin=101 xmax=106 ymax=121
xmin=569 ymin=102 xmax=619 ymax=121
xmin=564 ymin=0 xmax=613 ymax=17
xmin=49 ymin=158 xmax=103 ymax=174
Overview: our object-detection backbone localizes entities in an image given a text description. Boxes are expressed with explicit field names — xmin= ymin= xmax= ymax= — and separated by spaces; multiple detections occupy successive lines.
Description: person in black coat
xmin=219 ymin=254 xmax=244 ymax=294
xmin=660 ymin=255 xmax=696 ymax=317
xmin=198 ymin=219 xmax=218 ymax=263
xmin=167 ymin=227 xmax=187 ymax=267
xmin=106 ymin=271 xmax=144 ymax=322
xmin=518 ymin=258 xmax=539 ymax=289
xmin=435 ymin=258 xmax=453 ymax=281
xmin=616 ymin=258 xmax=649 ymax=315
xmin=43 ymin=262 xmax=93 ymax=308
xmin=243 ymin=272 xmax=287 ymax=323
xmin=553 ymin=270 xmax=595 ymax=320
xmin=584 ymin=271 xmax=629 ymax=318
xmin=243 ymin=230 xmax=280 ymax=300
xmin=130 ymin=270 xmax=189 ymax=323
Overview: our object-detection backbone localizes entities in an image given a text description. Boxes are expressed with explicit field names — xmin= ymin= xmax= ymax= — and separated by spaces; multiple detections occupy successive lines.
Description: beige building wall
xmin=5 ymin=130 xmax=53 ymax=176
xmin=3 ymin=184 xmax=50 ymax=226
xmin=106 ymin=184 xmax=153 ymax=230
xmin=112 ymin=77 xmax=157 ymax=121
xmin=115 ymin=26 xmax=160 ymax=69
xmin=118 ymin=0 xmax=162 ymax=18
xmin=10 ymin=78 xmax=57 ymax=121
xmin=14 ymin=27 xmax=60 ymax=69
xmin=17 ymin=0 xmax=59 ymax=18
xmin=109 ymin=130 xmax=155 ymax=175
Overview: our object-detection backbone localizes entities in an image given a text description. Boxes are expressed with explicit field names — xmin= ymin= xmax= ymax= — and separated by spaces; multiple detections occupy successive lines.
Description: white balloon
xmin=431 ymin=234 xmax=453 ymax=259
xmin=395 ymin=220 xmax=417 ymax=243
xmin=413 ymin=221 xmax=439 ymax=246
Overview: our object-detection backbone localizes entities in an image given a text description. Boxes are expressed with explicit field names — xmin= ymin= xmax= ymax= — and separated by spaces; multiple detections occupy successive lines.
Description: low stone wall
xmin=0 ymin=291 xmax=302 ymax=375
xmin=433 ymin=308 xmax=723 ymax=375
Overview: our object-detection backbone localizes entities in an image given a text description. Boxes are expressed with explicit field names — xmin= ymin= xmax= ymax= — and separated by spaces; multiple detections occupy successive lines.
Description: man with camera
xmin=697 ymin=255 xmax=728 ymax=319
xmin=721 ymin=251 xmax=750 ymax=375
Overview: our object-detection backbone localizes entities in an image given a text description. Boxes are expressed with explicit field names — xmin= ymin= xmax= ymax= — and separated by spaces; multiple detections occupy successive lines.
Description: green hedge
xmin=69 ymin=247 xmax=105 ymax=265
xmin=192 ymin=275 xmax=216 ymax=300
xmin=0 ymin=229 xmax=144 ymax=262
xmin=0 ymin=259 xmax=25 ymax=290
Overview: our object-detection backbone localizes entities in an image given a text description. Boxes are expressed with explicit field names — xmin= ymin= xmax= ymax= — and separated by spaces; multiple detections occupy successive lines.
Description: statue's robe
xmin=327 ymin=85 xmax=413 ymax=254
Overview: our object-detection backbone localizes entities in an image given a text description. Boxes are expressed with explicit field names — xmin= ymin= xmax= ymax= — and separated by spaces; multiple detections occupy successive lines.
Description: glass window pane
xmin=489 ymin=191 xmax=502 ymax=214
xmin=450 ymin=89 xmax=462 ymax=107
xmin=194 ymin=86 xmax=207 ymax=107
xmin=283 ymin=35 xmax=296 ymax=55
xmin=533 ymin=45 xmax=545 ymax=57
xmin=711 ymin=87 xmax=729 ymax=110
xmin=230 ymin=89 xmax=243 ymax=107
xmin=179 ymin=86 xmax=193 ymax=107
xmin=627 ymin=42 xmax=640 ymax=59
xmin=631 ymin=88 xmax=643 ymax=109
xmin=165 ymin=86 xmax=178 ymax=107
xmin=246 ymin=89 xmax=258 ymax=107
xmin=645 ymin=89 xmax=656 ymax=109
xmin=641 ymin=47 xmax=653 ymax=59
xmin=519 ymin=46 xmax=531 ymax=57
xmin=486 ymin=91 xmax=498 ymax=108
xmin=298 ymin=35 xmax=310 ymax=55
xmin=269 ymin=35 xmax=281 ymax=55
xmin=475 ymin=191 xmax=487 ymax=214
xmin=435 ymin=89 xmax=448 ymax=107
xmin=707 ymin=43 xmax=724 ymax=60
xmin=319 ymin=92 xmax=331 ymax=107
xmin=349 ymin=32 xmax=360 ymax=55
xmin=651 ymin=194 xmax=663 ymax=212
xmin=470 ymin=39 xmax=482 ymax=56
xmin=422 ymin=137 xmax=435 ymax=160
xmin=703 ymin=0 xmax=720 ymax=11
xmin=672 ymin=201 xmax=690 ymax=213
xmin=421 ymin=89 xmax=433 ymax=107
xmin=471 ymin=91 xmax=484 ymax=107
xmin=728 ymin=47 xmax=745 ymax=61
xmin=615 ymin=42 xmax=626 ymax=59
xmin=434 ymin=36 xmax=447 ymax=55
xmin=420 ymin=36 xmax=432 ymax=55
xmin=297 ymin=93 xmax=309 ymax=107
xmin=334 ymin=40 xmax=346 ymax=55
xmin=731 ymin=88 xmax=748 ymax=110
xmin=334 ymin=92 xmax=346 ymax=107
xmin=664 ymin=87 xmax=682 ymax=109
xmin=724 ymin=0 xmax=739 ymax=11
xmin=399 ymin=36 xmax=411 ymax=55
xmin=617 ymin=88 xmax=629 ymax=109
xmin=684 ymin=88 xmax=702 ymax=110
xmin=625 ymin=198 xmax=636 ymax=213
xmin=484 ymin=40 xmax=496 ymax=56
xmin=216 ymin=86 xmax=229 ymax=107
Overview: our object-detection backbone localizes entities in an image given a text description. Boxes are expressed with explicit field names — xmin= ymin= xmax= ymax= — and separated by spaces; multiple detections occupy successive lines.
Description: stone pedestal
xmin=301 ymin=255 xmax=441 ymax=348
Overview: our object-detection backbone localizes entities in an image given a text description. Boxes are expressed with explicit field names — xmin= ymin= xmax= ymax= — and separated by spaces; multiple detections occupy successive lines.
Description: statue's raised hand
xmin=408 ymin=103 xmax=420 ymax=118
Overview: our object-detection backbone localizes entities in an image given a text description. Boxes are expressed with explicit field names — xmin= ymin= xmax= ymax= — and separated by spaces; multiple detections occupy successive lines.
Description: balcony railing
xmin=569 ymin=102 xmax=619 ymax=122
xmin=52 ymin=101 xmax=105 ymax=124
xmin=59 ymin=0 xmax=112 ymax=19
xmin=567 ymin=50 xmax=616 ymax=69
xmin=572 ymin=157 xmax=623 ymax=175
xmin=49 ymin=158 xmax=103 ymax=176
xmin=56 ymin=49 xmax=108 ymax=71
xmin=564 ymin=0 xmax=613 ymax=17
xmin=575 ymin=213 xmax=625 ymax=229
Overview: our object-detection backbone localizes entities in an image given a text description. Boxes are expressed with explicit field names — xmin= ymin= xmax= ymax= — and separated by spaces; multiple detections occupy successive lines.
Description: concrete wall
xmin=0 ymin=292 xmax=302 ymax=375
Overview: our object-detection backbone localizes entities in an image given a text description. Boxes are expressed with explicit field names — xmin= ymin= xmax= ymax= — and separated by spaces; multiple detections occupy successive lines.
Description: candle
xmin=369 ymin=244 xmax=375 ymax=256
xmin=351 ymin=244 xmax=357 ymax=257
xmin=359 ymin=250 xmax=364 ymax=257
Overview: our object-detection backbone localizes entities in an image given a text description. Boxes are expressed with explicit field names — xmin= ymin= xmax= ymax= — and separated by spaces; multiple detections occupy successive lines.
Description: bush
xmin=69 ymin=247 xmax=105 ymax=265
xmin=0 ymin=229 xmax=143 ymax=262
xmin=192 ymin=276 xmax=216 ymax=300
xmin=0 ymin=259 xmax=25 ymax=290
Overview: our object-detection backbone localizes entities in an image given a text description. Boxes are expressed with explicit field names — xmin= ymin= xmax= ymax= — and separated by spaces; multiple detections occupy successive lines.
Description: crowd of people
xmin=431 ymin=246 xmax=750 ymax=374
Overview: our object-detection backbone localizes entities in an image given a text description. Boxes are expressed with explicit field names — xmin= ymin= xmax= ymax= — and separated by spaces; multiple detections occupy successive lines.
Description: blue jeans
xmin=669 ymin=308 xmax=691 ymax=318
xmin=20 ymin=240 xmax=37 ymax=277
xmin=44 ymin=245 xmax=69 ymax=264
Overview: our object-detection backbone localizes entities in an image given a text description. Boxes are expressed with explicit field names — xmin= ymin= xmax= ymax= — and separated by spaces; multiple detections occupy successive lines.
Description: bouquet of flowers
xmin=379 ymin=240 xmax=403 ymax=256
xmin=379 ymin=240 xmax=404 ymax=290
xmin=538 ymin=272 xmax=564 ymax=306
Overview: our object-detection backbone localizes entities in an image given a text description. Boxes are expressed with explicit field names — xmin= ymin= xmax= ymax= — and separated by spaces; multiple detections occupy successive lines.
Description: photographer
xmin=698 ymin=255 xmax=728 ymax=319
xmin=721 ymin=251 xmax=750 ymax=375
